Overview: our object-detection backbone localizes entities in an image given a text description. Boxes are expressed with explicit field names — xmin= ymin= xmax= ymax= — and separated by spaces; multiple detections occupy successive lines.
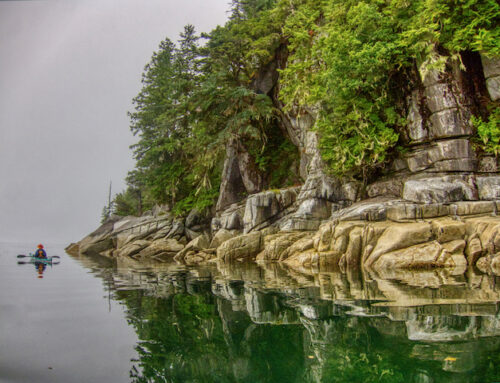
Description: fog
xmin=0 ymin=0 xmax=229 ymax=244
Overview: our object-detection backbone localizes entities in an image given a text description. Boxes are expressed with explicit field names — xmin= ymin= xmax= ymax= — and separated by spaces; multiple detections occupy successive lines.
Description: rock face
xmin=74 ymin=53 xmax=500 ymax=279
xmin=482 ymin=54 xmax=500 ymax=101
xmin=280 ymin=214 xmax=500 ymax=273
xmin=242 ymin=188 xmax=299 ymax=233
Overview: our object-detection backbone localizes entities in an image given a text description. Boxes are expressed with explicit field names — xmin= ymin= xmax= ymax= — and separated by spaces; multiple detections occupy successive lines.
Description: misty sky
xmin=0 ymin=0 xmax=229 ymax=244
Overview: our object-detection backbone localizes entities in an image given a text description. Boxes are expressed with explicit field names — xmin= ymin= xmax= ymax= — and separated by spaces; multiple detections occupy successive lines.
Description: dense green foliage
xmin=118 ymin=1 xmax=299 ymax=216
xmin=279 ymin=0 xmax=499 ymax=180
xmin=472 ymin=105 xmax=500 ymax=156
xmin=114 ymin=0 xmax=499 ymax=216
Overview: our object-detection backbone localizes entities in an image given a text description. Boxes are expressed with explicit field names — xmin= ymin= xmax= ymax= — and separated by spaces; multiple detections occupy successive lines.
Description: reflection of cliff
xmin=69 ymin=252 xmax=500 ymax=382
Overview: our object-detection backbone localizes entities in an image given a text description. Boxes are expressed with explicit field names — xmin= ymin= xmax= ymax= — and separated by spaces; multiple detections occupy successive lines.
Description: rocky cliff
xmin=69 ymin=52 xmax=500 ymax=276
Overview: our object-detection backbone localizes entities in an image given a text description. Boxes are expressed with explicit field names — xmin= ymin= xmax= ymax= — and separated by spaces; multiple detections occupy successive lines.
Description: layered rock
xmin=73 ymin=53 xmax=500 ymax=279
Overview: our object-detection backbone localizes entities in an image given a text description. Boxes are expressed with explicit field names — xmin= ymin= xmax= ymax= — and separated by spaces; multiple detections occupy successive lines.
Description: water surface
xmin=0 ymin=242 xmax=138 ymax=383
xmin=2 ymin=241 xmax=500 ymax=382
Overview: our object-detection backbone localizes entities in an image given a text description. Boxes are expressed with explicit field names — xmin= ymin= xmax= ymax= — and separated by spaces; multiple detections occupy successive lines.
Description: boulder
xmin=466 ymin=217 xmax=500 ymax=255
xmin=185 ymin=228 xmax=202 ymax=242
xmin=365 ymin=222 xmax=433 ymax=267
xmin=371 ymin=241 xmax=450 ymax=270
xmin=283 ymin=251 xmax=319 ymax=270
xmin=406 ymin=148 xmax=434 ymax=172
xmin=137 ymin=238 xmax=185 ymax=260
xmin=174 ymin=234 xmax=211 ymax=263
xmin=481 ymin=54 xmax=500 ymax=78
xmin=432 ymin=158 xmax=476 ymax=172
xmin=431 ymin=139 xmax=475 ymax=163
xmin=257 ymin=232 xmax=310 ymax=261
xmin=297 ymin=173 xmax=359 ymax=203
xmin=386 ymin=203 xmax=419 ymax=221
xmin=222 ymin=211 xmax=244 ymax=230
xmin=65 ymin=243 xmax=79 ymax=256
xmin=476 ymin=254 xmax=500 ymax=275
xmin=283 ymin=235 xmax=315 ymax=260
xmin=279 ymin=216 xmax=324 ymax=232
xmin=79 ymin=235 xmax=114 ymax=256
xmin=79 ymin=217 xmax=120 ymax=255
xmin=150 ymin=219 xmax=185 ymax=241
xmin=209 ymin=229 xmax=239 ymax=249
xmin=217 ymin=232 xmax=262 ymax=262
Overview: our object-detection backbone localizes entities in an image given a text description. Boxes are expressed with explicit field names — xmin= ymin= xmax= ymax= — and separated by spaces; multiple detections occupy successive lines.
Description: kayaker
xmin=34 ymin=244 xmax=47 ymax=259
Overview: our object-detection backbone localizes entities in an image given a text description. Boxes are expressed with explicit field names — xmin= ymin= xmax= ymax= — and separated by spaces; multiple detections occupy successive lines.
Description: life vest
xmin=35 ymin=248 xmax=47 ymax=259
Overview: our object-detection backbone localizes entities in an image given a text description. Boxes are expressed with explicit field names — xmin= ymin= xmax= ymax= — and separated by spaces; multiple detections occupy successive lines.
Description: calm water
xmin=1 ymin=242 xmax=500 ymax=382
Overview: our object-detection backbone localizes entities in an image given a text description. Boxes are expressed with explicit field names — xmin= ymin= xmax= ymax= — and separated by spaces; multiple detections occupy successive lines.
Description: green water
xmin=79 ymin=255 xmax=500 ymax=383
xmin=3 ymin=242 xmax=500 ymax=383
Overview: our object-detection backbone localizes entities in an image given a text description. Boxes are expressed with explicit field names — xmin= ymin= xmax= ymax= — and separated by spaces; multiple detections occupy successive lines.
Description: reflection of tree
xmin=117 ymin=286 xmax=307 ymax=383
xmin=71 ymin=253 xmax=500 ymax=383
xmin=316 ymin=318 xmax=408 ymax=383
xmin=112 ymin=277 xmax=500 ymax=383
xmin=116 ymin=289 xmax=230 ymax=383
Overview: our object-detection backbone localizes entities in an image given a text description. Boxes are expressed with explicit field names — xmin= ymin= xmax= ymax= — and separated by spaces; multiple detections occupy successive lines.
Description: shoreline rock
xmin=71 ymin=55 xmax=500 ymax=279
xmin=72 ymin=189 xmax=500 ymax=278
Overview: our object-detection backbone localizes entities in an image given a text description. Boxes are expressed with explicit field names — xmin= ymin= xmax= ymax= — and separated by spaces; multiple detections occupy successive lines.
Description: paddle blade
xmin=17 ymin=254 xmax=27 ymax=258
xmin=51 ymin=256 xmax=61 ymax=259
xmin=17 ymin=261 xmax=29 ymax=265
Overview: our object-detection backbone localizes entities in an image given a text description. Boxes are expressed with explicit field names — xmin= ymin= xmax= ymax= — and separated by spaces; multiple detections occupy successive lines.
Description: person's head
xmin=37 ymin=244 xmax=44 ymax=249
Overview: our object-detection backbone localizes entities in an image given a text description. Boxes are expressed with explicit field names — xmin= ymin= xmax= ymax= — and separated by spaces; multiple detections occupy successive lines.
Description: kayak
xmin=18 ymin=255 xmax=60 ymax=265
xmin=29 ymin=257 xmax=59 ymax=264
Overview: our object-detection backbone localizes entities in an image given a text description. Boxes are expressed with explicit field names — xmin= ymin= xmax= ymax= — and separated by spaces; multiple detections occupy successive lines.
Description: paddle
xmin=17 ymin=260 xmax=60 ymax=265
xmin=17 ymin=254 xmax=60 ymax=259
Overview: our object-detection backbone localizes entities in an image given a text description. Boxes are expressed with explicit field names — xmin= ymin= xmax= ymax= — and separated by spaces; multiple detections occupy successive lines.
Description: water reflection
xmin=69 ymin=252 xmax=500 ymax=383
